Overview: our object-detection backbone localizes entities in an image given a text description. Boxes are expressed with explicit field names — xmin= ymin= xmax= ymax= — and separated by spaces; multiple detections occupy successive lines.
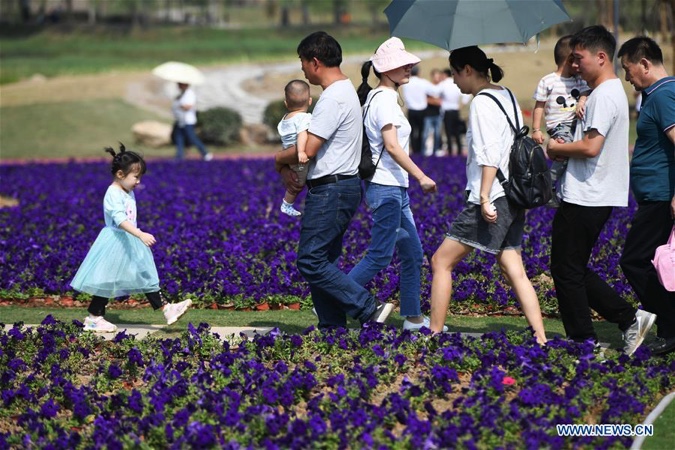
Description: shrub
xmin=197 ymin=107 xmax=242 ymax=146
xmin=262 ymin=98 xmax=317 ymax=137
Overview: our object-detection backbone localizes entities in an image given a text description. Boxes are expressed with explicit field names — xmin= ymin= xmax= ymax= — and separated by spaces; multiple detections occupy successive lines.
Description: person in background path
xmin=275 ymin=31 xmax=394 ymax=329
xmin=172 ymin=82 xmax=213 ymax=161
xmin=546 ymin=26 xmax=656 ymax=356
xmin=532 ymin=35 xmax=590 ymax=207
xmin=402 ymin=65 xmax=432 ymax=155
xmin=618 ymin=36 xmax=675 ymax=356
xmin=277 ymin=79 xmax=312 ymax=217
xmin=428 ymin=46 xmax=547 ymax=344
xmin=439 ymin=68 xmax=471 ymax=156
xmin=422 ymin=68 xmax=443 ymax=156
xmin=71 ymin=144 xmax=193 ymax=333
xmin=351 ymin=37 xmax=442 ymax=332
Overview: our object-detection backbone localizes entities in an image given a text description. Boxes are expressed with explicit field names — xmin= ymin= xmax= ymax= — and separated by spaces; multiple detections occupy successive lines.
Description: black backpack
xmin=478 ymin=89 xmax=552 ymax=209
xmin=358 ymin=91 xmax=384 ymax=180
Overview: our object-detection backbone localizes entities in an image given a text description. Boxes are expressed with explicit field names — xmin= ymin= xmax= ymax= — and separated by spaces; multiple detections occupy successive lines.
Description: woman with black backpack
xmin=428 ymin=46 xmax=547 ymax=344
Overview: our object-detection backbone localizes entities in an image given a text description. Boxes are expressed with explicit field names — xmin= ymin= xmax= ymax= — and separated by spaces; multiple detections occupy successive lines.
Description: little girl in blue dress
xmin=71 ymin=144 xmax=192 ymax=332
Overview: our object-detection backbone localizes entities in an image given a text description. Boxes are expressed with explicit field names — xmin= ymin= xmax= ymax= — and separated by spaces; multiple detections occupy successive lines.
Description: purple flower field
xmin=1 ymin=318 xmax=673 ymax=448
xmin=1 ymin=159 xmax=673 ymax=448
xmin=0 ymin=157 xmax=636 ymax=314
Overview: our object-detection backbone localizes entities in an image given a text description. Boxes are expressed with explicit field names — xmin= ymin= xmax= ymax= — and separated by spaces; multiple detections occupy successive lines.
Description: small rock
xmin=29 ymin=74 xmax=47 ymax=83
xmin=132 ymin=121 xmax=172 ymax=148
xmin=240 ymin=124 xmax=273 ymax=146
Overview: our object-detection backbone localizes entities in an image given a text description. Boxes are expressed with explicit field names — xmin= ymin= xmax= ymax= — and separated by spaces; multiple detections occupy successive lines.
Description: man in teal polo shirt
xmin=618 ymin=36 xmax=675 ymax=356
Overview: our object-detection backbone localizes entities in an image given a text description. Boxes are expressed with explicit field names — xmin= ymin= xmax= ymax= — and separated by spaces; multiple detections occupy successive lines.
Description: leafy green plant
xmin=197 ymin=107 xmax=242 ymax=146
xmin=232 ymin=294 xmax=256 ymax=310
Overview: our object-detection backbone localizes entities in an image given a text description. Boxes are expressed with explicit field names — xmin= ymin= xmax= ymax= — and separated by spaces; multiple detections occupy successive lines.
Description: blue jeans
xmin=349 ymin=183 xmax=423 ymax=317
xmin=173 ymin=123 xmax=208 ymax=160
xmin=297 ymin=177 xmax=377 ymax=328
xmin=423 ymin=114 xmax=442 ymax=153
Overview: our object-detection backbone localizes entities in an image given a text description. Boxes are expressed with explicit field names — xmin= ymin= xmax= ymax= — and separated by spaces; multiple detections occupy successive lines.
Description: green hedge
xmin=197 ymin=107 xmax=242 ymax=146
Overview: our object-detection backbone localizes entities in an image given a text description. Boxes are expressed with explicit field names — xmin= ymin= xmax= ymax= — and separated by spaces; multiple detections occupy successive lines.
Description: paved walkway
xmin=125 ymin=43 xmax=549 ymax=126
xmin=3 ymin=323 xmax=496 ymax=342
xmin=1 ymin=323 xmax=613 ymax=351
xmin=125 ymin=51 xmax=448 ymax=125
xmin=2 ymin=324 xmax=274 ymax=341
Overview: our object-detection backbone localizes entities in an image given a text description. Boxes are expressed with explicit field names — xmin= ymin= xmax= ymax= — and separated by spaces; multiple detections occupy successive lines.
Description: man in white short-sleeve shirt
xmin=402 ymin=66 xmax=433 ymax=155
xmin=546 ymin=26 xmax=653 ymax=354
xmin=275 ymin=31 xmax=393 ymax=329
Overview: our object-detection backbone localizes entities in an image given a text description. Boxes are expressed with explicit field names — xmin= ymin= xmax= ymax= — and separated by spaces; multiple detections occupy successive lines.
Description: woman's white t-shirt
xmin=465 ymin=87 xmax=523 ymax=205
xmin=172 ymin=87 xmax=198 ymax=127
xmin=364 ymin=88 xmax=411 ymax=188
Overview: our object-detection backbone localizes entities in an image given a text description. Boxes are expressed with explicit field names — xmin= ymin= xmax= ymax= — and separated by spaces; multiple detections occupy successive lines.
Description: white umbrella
xmin=152 ymin=61 xmax=205 ymax=85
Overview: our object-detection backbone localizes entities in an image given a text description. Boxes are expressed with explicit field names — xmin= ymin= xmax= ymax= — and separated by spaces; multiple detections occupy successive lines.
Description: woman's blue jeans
xmin=349 ymin=183 xmax=423 ymax=317
xmin=173 ymin=124 xmax=208 ymax=160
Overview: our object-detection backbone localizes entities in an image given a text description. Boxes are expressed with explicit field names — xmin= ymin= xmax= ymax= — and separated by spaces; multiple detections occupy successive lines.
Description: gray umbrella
xmin=385 ymin=0 xmax=571 ymax=51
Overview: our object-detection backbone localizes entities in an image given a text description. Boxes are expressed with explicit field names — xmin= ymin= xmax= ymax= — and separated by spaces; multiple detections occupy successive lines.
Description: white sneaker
xmin=281 ymin=201 xmax=302 ymax=217
xmin=163 ymin=299 xmax=193 ymax=325
xmin=623 ymin=309 xmax=657 ymax=356
xmin=369 ymin=303 xmax=394 ymax=323
xmin=204 ymin=153 xmax=214 ymax=161
xmin=83 ymin=315 xmax=117 ymax=333
xmin=402 ymin=315 xmax=448 ymax=332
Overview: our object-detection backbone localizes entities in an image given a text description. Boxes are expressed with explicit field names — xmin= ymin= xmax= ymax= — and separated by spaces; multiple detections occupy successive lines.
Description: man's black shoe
xmin=648 ymin=336 xmax=675 ymax=355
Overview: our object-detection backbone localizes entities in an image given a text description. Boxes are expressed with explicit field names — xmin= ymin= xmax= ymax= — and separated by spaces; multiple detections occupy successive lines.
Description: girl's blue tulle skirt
xmin=70 ymin=227 xmax=160 ymax=298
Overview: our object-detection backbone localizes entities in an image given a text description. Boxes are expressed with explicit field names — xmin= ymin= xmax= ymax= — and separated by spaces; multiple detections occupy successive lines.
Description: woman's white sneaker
xmin=83 ymin=315 xmax=118 ymax=333
xmin=403 ymin=315 xmax=448 ymax=332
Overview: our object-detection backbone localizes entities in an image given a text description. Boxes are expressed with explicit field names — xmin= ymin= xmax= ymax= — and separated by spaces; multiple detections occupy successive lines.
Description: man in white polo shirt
xmin=275 ymin=31 xmax=393 ymax=329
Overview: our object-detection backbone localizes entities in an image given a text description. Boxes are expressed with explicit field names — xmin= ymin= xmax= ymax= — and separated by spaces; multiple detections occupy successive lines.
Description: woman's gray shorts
xmin=446 ymin=196 xmax=525 ymax=254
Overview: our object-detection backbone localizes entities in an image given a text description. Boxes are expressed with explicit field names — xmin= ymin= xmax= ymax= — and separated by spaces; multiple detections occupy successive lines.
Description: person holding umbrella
xmin=152 ymin=62 xmax=213 ymax=161
xmin=349 ymin=37 xmax=440 ymax=331
xmin=428 ymin=46 xmax=547 ymax=344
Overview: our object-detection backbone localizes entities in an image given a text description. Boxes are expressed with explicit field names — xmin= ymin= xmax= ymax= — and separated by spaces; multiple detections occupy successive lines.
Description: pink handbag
xmin=652 ymin=225 xmax=675 ymax=292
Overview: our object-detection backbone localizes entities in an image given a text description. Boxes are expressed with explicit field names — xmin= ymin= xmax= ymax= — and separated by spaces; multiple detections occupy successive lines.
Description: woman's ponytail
xmin=356 ymin=61 xmax=374 ymax=106
xmin=487 ymin=59 xmax=504 ymax=83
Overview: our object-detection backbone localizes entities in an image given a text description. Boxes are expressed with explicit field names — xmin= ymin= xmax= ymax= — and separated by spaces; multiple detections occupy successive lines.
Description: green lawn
xmin=0 ymin=305 xmax=637 ymax=351
xmin=643 ymin=397 xmax=675 ymax=450
xmin=0 ymin=25 xmax=402 ymax=85
xmin=0 ymin=99 xmax=176 ymax=160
